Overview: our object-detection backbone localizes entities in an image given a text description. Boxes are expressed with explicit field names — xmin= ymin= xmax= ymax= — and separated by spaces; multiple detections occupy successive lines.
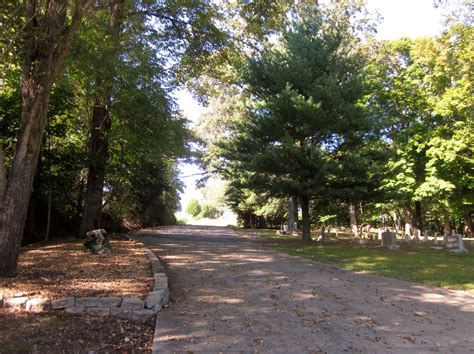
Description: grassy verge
xmin=257 ymin=229 xmax=474 ymax=293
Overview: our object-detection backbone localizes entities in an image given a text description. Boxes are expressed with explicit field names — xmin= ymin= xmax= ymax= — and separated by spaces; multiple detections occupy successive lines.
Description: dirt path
xmin=135 ymin=226 xmax=474 ymax=353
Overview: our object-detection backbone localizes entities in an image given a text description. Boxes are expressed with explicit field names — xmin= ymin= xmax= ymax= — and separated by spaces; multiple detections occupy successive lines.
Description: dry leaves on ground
xmin=0 ymin=236 xmax=153 ymax=300
xmin=0 ymin=309 xmax=155 ymax=352
xmin=0 ymin=235 xmax=156 ymax=352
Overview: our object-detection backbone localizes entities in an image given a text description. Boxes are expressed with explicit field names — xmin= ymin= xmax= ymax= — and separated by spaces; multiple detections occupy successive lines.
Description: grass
xmin=257 ymin=229 xmax=474 ymax=293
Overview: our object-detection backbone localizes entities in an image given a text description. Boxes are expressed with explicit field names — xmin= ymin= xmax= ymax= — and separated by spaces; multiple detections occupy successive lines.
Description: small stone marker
xmin=446 ymin=233 xmax=468 ymax=253
xmin=413 ymin=229 xmax=421 ymax=241
xmin=381 ymin=231 xmax=396 ymax=247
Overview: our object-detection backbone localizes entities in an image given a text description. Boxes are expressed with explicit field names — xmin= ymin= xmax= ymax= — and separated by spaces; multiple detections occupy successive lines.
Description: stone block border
xmin=0 ymin=236 xmax=169 ymax=321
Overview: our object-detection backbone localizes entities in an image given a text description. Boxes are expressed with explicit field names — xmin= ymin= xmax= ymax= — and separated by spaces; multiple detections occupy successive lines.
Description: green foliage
xmin=369 ymin=24 xmax=473 ymax=226
xmin=218 ymin=4 xmax=377 ymax=237
xmin=186 ymin=199 xmax=202 ymax=218
xmin=176 ymin=217 xmax=188 ymax=225
xmin=200 ymin=204 xmax=223 ymax=219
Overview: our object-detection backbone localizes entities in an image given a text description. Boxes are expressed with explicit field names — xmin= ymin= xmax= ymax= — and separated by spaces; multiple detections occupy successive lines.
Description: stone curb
xmin=0 ymin=235 xmax=169 ymax=321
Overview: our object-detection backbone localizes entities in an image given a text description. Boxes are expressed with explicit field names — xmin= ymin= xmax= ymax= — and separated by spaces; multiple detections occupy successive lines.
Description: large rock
xmin=76 ymin=296 xmax=122 ymax=308
xmin=65 ymin=306 xmax=85 ymax=314
xmin=151 ymin=260 xmax=164 ymax=273
xmin=25 ymin=298 xmax=51 ymax=312
xmin=154 ymin=273 xmax=167 ymax=282
xmin=51 ymin=297 xmax=75 ymax=309
xmin=145 ymin=289 xmax=169 ymax=309
xmin=75 ymin=297 xmax=101 ymax=308
xmin=145 ymin=249 xmax=159 ymax=261
xmin=86 ymin=307 xmax=111 ymax=316
xmin=111 ymin=307 xmax=133 ymax=318
xmin=4 ymin=296 xmax=28 ymax=309
xmin=132 ymin=309 xmax=156 ymax=321
xmin=121 ymin=297 xmax=144 ymax=310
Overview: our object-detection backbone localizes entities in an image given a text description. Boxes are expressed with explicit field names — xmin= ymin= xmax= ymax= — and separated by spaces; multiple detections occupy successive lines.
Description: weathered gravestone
xmin=317 ymin=226 xmax=330 ymax=242
xmin=381 ymin=231 xmax=400 ymax=251
xmin=377 ymin=229 xmax=383 ymax=241
xmin=422 ymin=232 xmax=429 ymax=243
xmin=446 ymin=233 xmax=468 ymax=253
xmin=413 ymin=229 xmax=421 ymax=242
xmin=84 ymin=229 xmax=112 ymax=254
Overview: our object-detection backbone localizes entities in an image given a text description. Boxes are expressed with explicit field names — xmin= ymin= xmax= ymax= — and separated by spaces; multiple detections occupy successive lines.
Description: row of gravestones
xmin=378 ymin=230 xmax=468 ymax=253
xmin=0 ymin=235 xmax=170 ymax=320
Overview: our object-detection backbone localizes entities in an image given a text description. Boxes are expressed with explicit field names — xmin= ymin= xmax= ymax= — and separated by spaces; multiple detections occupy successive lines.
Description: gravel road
xmin=135 ymin=225 xmax=474 ymax=353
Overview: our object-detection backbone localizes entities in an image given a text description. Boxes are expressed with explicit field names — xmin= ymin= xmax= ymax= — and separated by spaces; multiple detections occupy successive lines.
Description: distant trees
xmin=186 ymin=200 xmax=202 ymax=218
xmin=368 ymin=25 xmax=473 ymax=237
xmin=219 ymin=3 xmax=376 ymax=241
xmin=197 ymin=1 xmax=472 ymax=240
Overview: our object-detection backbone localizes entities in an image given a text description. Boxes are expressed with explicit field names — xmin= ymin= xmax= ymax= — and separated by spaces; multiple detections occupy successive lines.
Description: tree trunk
xmin=288 ymin=197 xmax=295 ymax=233
xmin=443 ymin=209 xmax=451 ymax=236
xmin=404 ymin=200 xmax=413 ymax=237
xmin=0 ymin=144 xmax=6 ymax=207
xmin=301 ymin=194 xmax=311 ymax=242
xmin=349 ymin=203 xmax=358 ymax=237
xmin=292 ymin=196 xmax=298 ymax=230
xmin=45 ymin=189 xmax=52 ymax=241
xmin=0 ymin=1 xmax=90 ymax=276
xmin=79 ymin=0 xmax=123 ymax=237
xmin=0 ymin=92 xmax=51 ymax=276
xmin=414 ymin=200 xmax=423 ymax=233
xmin=463 ymin=211 xmax=472 ymax=237
xmin=79 ymin=96 xmax=110 ymax=237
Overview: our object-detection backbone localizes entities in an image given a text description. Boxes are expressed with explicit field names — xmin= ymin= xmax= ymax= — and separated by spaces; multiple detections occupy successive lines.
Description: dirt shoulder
xmin=137 ymin=225 xmax=474 ymax=353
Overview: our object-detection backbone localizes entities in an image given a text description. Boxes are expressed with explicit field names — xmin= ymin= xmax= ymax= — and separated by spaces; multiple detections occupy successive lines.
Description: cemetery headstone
xmin=446 ymin=233 xmax=468 ymax=253
xmin=381 ymin=231 xmax=400 ymax=251
xmin=422 ymin=233 xmax=429 ymax=242
xmin=381 ymin=231 xmax=396 ymax=247
xmin=413 ymin=229 xmax=421 ymax=241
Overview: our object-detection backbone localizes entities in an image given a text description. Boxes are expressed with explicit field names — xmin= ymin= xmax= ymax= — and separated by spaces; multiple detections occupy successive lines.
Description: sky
xmin=175 ymin=0 xmax=445 ymax=213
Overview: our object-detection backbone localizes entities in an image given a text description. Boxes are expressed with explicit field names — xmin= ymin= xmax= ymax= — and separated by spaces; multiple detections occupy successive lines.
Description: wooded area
xmin=197 ymin=1 xmax=473 ymax=242
xmin=0 ymin=0 xmax=472 ymax=277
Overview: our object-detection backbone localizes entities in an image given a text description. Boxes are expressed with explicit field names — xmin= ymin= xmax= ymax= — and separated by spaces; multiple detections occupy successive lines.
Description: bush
xmin=186 ymin=199 xmax=202 ymax=218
